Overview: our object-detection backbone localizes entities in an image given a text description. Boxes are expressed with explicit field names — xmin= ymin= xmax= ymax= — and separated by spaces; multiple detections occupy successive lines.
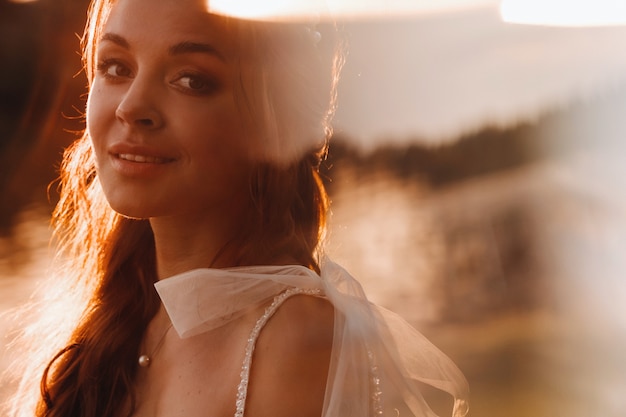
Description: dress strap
xmin=234 ymin=287 xmax=322 ymax=417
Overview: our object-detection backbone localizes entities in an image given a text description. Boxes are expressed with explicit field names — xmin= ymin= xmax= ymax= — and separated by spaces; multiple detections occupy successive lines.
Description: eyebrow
xmin=99 ymin=32 xmax=225 ymax=62
xmin=100 ymin=32 xmax=130 ymax=49
xmin=168 ymin=41 xmax=225 ymax=62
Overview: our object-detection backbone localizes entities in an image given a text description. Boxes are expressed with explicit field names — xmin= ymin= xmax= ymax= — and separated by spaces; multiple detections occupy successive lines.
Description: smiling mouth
xmin=117 ymin=153 xmax=174 ymax=164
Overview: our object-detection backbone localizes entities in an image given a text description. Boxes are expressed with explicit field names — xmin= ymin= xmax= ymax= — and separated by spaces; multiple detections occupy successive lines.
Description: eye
xmin=96 ymin=59 xmax=132 ymax=79
xmin=172 ymin=73 xmax=219 ymax=95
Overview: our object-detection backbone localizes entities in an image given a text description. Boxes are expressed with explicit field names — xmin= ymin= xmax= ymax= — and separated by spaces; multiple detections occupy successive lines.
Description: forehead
xmin=101 ymin=0 xmax=235 ymax=51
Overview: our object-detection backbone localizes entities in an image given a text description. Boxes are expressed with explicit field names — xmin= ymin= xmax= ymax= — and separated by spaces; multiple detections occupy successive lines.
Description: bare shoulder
xmin=245 ymin=294 xmax=335 ymax=417
xmin=268 ymin=293 xmax=335 ymax=350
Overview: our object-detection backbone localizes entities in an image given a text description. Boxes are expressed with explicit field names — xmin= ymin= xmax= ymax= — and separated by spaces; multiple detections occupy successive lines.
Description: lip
xmin=109 ymin=143 xmax=176 ymax=161
xmin=117 ymin=153 xmax=173 ymax=164
xmin=108 ymin=142 xmax=177 ymax=177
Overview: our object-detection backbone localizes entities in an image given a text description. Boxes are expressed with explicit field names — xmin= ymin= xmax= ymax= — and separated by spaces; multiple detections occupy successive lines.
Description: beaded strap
xmin=368 ymin=348 xmax=384 ymax=416
xmin=234 ymin=287 xmax=322 ymax=417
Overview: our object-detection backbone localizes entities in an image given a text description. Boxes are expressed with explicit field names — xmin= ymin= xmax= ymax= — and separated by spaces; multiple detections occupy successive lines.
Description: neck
xmin=149 ymin=211 xmax=245 ymax=279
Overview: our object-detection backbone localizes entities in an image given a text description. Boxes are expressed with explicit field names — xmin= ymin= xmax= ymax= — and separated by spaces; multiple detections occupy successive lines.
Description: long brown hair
xmin=6 ymin=1 xmax=343 ymax=416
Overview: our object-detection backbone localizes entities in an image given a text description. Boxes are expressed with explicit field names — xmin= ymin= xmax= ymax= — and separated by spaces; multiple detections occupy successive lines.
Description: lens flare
xmin=501 ymin=0 xmax=626 ymax=27
xmin=207 ymin=0 xmax=323 ymax=20
xmin=206 ymin=0 xmax=496 ymax=21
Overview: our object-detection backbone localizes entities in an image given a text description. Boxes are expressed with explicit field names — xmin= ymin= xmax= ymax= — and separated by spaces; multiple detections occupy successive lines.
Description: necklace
xmin=138 ymin=322 xmax=173 ymax=368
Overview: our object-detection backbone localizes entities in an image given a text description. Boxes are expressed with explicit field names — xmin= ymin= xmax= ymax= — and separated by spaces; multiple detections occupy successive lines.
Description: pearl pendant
xmin=138 ymin=354 xmax=151 ymax=367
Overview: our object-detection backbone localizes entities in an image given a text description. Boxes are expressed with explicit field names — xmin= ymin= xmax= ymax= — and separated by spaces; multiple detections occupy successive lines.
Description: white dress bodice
xmin=154 ymin=260 xmax=469 ymax=417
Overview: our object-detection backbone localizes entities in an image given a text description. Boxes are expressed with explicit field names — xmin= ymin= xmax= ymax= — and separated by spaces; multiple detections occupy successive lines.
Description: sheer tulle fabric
xmin=155 ymin=259 xmax=469 ymax=417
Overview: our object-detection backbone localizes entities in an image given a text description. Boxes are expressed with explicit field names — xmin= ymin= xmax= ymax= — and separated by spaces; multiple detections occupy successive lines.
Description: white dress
xmin=155 ymin=259 xmax=470 ymax=417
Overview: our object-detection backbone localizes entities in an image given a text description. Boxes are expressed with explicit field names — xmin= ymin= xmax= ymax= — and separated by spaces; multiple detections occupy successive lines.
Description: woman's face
xmin=87 ymin=0 xmax=254 ymax=220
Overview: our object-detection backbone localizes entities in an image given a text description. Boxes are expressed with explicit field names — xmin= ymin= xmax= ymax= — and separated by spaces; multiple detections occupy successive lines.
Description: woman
xmin=7 ymin=0 xmax=469 ymax=416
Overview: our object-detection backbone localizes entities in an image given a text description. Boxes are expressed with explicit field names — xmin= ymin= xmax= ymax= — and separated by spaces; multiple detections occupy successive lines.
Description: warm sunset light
xmin=206 ymin=0 xmax=322 ymax=19
xmin=206 ymin=0 xmax=495 ymax=20
xmin=501 ymin=0 xmax=626 ymax=26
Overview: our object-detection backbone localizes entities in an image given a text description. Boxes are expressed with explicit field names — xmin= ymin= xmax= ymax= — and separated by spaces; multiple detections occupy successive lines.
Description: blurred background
xmin=2 ymin=0 xmax=626 ymax=416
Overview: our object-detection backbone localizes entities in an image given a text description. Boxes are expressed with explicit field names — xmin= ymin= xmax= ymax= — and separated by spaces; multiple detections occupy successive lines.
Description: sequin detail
xmin=368 ymin=348 xmax=384 ymax=416
xmin=234 ymin=287 xmax=322 ymax=417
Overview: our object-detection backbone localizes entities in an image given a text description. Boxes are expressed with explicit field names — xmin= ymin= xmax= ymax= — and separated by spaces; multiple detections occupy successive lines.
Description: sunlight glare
xmin=501 ymin=0 xmax=626 ymax=27
xmin=206 ymin=0 xmax=496 ymax=21
xmin=207 ymin=0 xmax=323 ymax=20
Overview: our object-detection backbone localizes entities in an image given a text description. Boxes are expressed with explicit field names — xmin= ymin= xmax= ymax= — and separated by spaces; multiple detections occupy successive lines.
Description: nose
xmin=115 ymin=77 xmax=164 ymax=129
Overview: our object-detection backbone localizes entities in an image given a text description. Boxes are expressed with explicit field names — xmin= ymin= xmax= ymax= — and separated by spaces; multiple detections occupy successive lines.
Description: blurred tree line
xmin=324 ymin=123 xmax=542 ymax=192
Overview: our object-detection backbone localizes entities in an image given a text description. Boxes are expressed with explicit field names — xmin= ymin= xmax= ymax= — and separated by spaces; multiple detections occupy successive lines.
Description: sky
xmin=330 ymin=3 xmax=626 ymax=148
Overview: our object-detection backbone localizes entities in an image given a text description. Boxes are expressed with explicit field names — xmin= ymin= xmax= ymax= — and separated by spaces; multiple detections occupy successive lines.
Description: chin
xmin=118 ymin=212 xmax=150 ymax=221
xmin=107 ymin=202 xmax=152 ymax=220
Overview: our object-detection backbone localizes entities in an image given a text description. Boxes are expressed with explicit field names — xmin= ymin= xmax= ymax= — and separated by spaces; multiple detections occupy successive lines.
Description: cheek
xmin=86 ymin=85 xmax=113 ymax=151
xmin=222 ymin=106 xmax=265 ymax=162
xmin=182 ymin=98 xmax=255 ymax=160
